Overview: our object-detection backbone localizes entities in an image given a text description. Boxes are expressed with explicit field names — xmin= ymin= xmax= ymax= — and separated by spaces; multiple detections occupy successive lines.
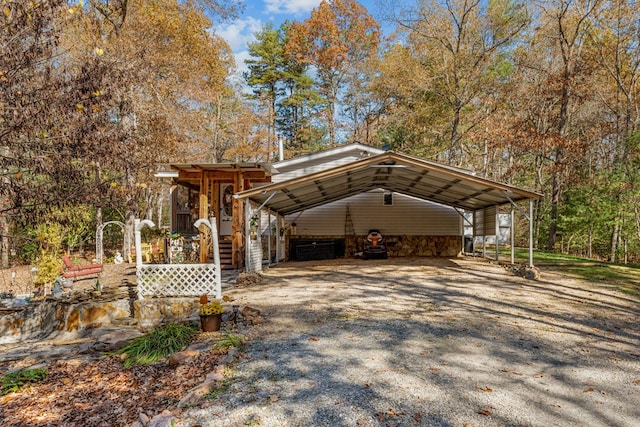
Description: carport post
xmin=511 ymin=210 xmax=515 ymax=265
xmin=267 ymin=210 xmax=272 ymax=265
xmin=529 ymin=199 xmax=534 ymax=267
xmin=245 ymin=201 xmax=251 ymax=272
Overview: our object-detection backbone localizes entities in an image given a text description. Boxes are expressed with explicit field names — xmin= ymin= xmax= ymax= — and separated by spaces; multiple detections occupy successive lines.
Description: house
xmin=159 ymin=143 xmax=541 ymax=273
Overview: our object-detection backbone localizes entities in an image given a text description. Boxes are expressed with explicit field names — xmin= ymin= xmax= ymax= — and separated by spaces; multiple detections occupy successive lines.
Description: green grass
xmin=117 ymin=323 xmax=197 ymax=368
xmin=495 ymin=248 xmax=640 ymax=298
xmin=497 ymin=247 xmax=602 ymax=264
xmin=213 ymin=329 xmax=246 ymax=351
xmin=558 ymin=264 xmax=640 ymax=297
xmin=1 ymin=368 xmax=48 ymax=396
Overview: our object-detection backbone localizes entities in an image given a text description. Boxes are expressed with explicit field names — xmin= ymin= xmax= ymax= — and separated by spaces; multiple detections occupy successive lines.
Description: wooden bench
xmin=61 ymin=255 xmax=103 ymax=279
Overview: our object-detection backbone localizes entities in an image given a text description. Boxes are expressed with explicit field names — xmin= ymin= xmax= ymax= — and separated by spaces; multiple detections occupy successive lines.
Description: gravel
xmin=175 ymin=257 xmax=640 ymax=427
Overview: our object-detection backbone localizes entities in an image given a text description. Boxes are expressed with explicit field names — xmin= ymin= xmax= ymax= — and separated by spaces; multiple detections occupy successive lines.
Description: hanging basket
xmin=200 ymin=313 xmax=222 ymax=332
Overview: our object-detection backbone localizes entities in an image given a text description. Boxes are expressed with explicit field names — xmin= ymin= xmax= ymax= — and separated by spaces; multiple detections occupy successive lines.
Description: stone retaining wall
xmin=289 ymin=235 xmax=462 ymax=258
xmin=0 ymin=286 xmax=200 ymax=344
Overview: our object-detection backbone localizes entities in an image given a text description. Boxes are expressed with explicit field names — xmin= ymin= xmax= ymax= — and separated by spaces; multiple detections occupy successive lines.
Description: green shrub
xmin=1 ymin=368 xmax=48 ymax=396
xmin=34 ymin=223 xmax=63 ymax=286
xmin=117 ymin=323 xmax=197 ymax=368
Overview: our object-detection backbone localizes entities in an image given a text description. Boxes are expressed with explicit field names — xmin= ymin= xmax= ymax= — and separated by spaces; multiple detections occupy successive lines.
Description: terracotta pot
xmin=200 ymin=313 xmax=222 ymax=332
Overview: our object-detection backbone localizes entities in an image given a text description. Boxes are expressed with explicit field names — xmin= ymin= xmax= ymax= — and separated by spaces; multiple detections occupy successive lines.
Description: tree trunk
xmin=123 ymin=164 xmax=136 ymax=258
xmin=95 ymin=160 xmax=103 ymax=261
xmin=548 ymin=147 xmax=563 ymax=251
xmin=609 ymin=214 xmax=619 ymax=262
xmin=633 ymin=198 xmax=640 ymax=256
xmin=0 ymin=215 xmax=8 ymax=268
xmin=157 ymin=189 xmax=164 ymax=230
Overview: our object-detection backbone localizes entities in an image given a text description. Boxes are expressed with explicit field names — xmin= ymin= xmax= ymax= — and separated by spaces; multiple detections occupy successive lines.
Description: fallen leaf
xmin=499 ymin=368 xmax=523 ymax=375
xmin=385 ymin=408 xmax=404 ymax=417
xmin=308 ymin=336 xmax=319 ymax=341
xmin=583 ymin=387 xmax=595 ymax=393
xmin=475 ymin=386 xmax=493 ymax=392
xmin=478 ymin=409 xmax=492 ymax=416
xmin=634 ymin=379 xmax=640 ymax=385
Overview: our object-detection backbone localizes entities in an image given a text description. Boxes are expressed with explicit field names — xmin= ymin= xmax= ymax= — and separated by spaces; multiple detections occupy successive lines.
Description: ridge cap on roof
xmin=272 ymin=142 xmax=385 ymax=168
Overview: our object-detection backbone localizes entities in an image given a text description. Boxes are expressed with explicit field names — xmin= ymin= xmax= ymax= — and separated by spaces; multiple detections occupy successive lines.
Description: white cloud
xmin=233 ymin=50 xmax=252 ymax=77
xmin=216 ymin=16 xmax=263 ymax=53
xmin=264 ymin=0 xmax=321 ymax=15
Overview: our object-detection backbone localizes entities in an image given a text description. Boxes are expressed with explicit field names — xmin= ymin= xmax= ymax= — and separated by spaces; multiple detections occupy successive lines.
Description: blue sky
xmin=216 ymin=0 xmax=384 ymax=78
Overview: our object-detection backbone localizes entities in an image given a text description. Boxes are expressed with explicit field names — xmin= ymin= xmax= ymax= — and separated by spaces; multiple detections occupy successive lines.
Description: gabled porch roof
xmin=163 ymin=163 xmax=273 ymax=190
xmin=234 ymin=151 xmax=541 ymax=215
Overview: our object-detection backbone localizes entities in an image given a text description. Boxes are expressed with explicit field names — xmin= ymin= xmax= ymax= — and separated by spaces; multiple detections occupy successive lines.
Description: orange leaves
xmin=285 ymin=0 xmax=380 ymax=76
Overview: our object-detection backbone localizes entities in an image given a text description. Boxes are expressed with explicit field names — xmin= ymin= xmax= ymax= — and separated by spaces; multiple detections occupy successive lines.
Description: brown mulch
xmin=0 ymin=262 xmax=225 ymax=426
xmin=0 ymin=342 xmax=227 ymax=426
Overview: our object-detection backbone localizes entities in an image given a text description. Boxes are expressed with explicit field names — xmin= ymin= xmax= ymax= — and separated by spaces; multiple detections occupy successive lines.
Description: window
xmin=383 ymin=191 xmax=393 ymax=206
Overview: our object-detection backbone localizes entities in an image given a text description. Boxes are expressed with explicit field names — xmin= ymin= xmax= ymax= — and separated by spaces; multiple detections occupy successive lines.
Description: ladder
xmin=344 ymin=205 xmax=356 ymax=256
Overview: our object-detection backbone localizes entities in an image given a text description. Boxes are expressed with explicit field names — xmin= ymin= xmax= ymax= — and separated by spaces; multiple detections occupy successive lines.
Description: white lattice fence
xmin=136 ymin=264 xmax=221 ymax=299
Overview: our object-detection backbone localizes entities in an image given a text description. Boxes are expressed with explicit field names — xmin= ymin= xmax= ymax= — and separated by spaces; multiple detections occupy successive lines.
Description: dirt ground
xmin=2 ymin=257 xmax=639 ymax=426
xmin=179 ymin=257 xmax=640 ymax=426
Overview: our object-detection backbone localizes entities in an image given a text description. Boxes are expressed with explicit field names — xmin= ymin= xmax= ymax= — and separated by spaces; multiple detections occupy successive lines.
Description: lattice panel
xmin=136 ymin=264 xmax=221 ymax=299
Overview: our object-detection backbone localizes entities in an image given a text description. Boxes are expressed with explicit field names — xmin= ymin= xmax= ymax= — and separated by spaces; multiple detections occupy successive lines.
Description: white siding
xmin=273 ymin=145 xmax=384 ymax=182
xmin=285 ymin=189 xmax=461 ymax=236
xmin=273 ymin=155 xmax=360 ymax=182
xmin=246 ymin=201 xmax=263 ymax=273
xmin=474 ymin=206 xmax=498 ymax=236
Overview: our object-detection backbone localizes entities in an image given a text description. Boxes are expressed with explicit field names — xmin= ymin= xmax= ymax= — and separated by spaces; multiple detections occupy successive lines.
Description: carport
xmin=234 ymin=151 xmax=542 ymax=270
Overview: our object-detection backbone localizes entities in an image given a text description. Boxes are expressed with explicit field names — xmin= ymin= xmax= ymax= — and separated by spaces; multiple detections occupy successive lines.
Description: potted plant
xmin=198 ymin=294 xmax=224 ymax=332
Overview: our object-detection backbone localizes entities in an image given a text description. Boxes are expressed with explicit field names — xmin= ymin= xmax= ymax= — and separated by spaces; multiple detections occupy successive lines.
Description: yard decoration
xmin=198 ymin=294 xmax=223 ymax=332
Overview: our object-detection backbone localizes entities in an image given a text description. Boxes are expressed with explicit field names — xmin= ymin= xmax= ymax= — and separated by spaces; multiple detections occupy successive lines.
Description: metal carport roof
xmin=234 ymin=151 xmax=541 ymax=215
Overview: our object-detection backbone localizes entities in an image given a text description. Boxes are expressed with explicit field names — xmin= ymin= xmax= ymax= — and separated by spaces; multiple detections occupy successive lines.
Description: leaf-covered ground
xmin=0 ymin=348 xmax=224 ymax=426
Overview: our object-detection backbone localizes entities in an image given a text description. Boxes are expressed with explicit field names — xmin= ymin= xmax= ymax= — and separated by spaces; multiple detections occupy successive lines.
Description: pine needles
xmin=117 ymin=323 xmax=197 ymax=368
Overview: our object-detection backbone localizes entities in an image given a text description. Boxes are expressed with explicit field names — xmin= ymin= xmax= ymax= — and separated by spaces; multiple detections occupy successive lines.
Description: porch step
xmin=218 ymin=241 xmax=235 ymax=270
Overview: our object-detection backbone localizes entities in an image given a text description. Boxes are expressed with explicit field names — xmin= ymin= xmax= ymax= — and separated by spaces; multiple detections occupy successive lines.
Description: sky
xmin=216 ymin=0 xmax=384 ymax=79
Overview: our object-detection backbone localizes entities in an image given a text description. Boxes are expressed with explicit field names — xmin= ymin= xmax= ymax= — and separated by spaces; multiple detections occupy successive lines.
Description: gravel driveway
xmin=176 ymin=257 xmax=640 ymax=427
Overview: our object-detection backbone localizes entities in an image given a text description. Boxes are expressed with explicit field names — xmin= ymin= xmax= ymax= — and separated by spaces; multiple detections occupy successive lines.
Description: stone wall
xmin=0 ymin=286 xmax=201 ymax=344
xmin=375 ymin=235 xmax=462 ymax=257
xmin=1 ymin=302 xmax=58 ymax=345
xmin=134 ymin=298 xmax=198 ymax=331
xmin=288 ymin=235 xmax=462 ymax=259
